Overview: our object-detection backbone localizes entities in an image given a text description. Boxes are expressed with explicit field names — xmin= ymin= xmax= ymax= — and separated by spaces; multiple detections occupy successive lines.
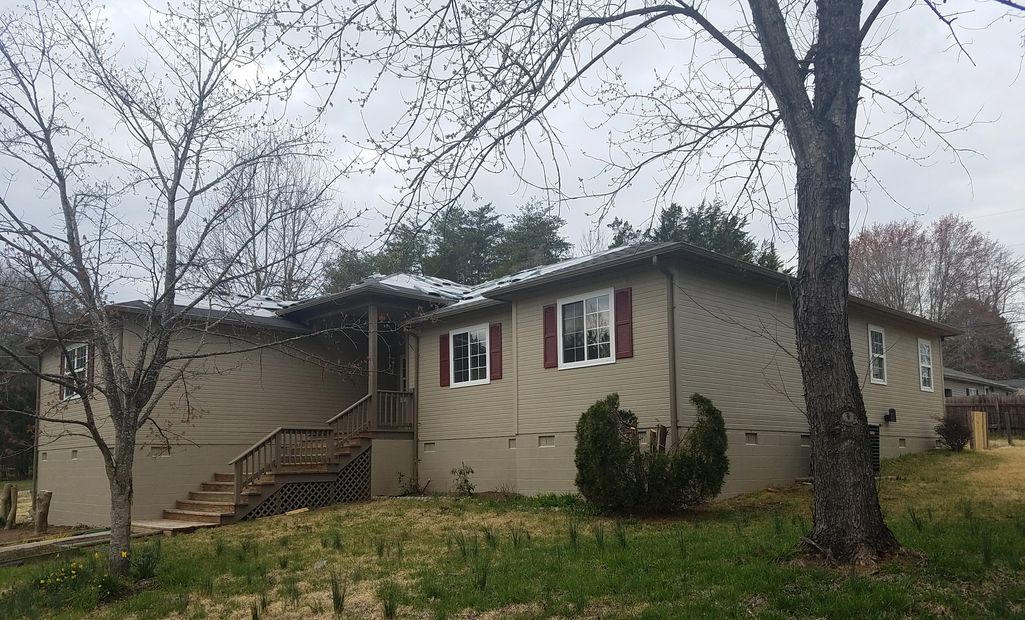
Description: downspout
xmin=653 ymin=256 xmax=680 ymax=446
xmin=410 ymin=331 xmax=420 ymax=483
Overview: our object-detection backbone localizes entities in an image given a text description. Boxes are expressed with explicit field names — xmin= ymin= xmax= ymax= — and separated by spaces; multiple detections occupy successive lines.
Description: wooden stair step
xmin=163 ymin=509 xmax=230 ymax=524
xmin=175 ymin=499 xmax=238 ymax=513
xmin=213 ymin=472 xmax=235 ymax=482
xmin=188 ymin=491 xmax=253 ymax=503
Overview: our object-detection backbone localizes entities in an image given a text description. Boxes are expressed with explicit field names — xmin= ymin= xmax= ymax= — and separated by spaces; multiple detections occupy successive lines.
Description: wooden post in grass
xmin=0 ymin=483 xmax=11 ymax=526
xmin=5 ymin=485 xmax=17 ymax=529
xmin=35 ymin=490 xmax=52 ymax=534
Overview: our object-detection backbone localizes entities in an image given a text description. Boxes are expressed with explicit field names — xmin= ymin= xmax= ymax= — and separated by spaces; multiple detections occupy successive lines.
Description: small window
xmin=745 ymin=432 xmax=759 ymax=445
xmin=918 ymin=339 xmax=934 ymax=392
xmin=71 ymin=450 xmax=78 ymax=460
xmin=41 ymin=452 xmax=47 ymax=462
xmin=868 ymin=326 xmax=887 ymax=385
xmin=538 ymin=435 xmax=555 ymax=448
xmin=450 ymin=324 xmax=489 ymax=387
xmin=508 ymin=438 xmax=516 ymax=449
xmin=898 ymin=438 xmax=907 ymax=448
xmin=61 ymin=343 xmax=90 ymax=400
xmin=423 ymin=442 xmax=436 ymax=453
xmin=800 ymin=434 xmax=810 ymax=447
xmin=558 ymin=289 xmax=614 ymax=369
xmin=967 ymin=387 xmax=979 ymax=396
xmin=944 ymin=388 xmax=952 ymax=397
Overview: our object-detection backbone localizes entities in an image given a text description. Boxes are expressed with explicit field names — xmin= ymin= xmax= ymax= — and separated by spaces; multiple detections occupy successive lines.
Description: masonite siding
xmin=418 ymin=307 xmax=516 ymax=442
xmin=515 ymin=267 xmax=672 ymax=434
xmin=35 ymin=322 xmax=366 ymax=525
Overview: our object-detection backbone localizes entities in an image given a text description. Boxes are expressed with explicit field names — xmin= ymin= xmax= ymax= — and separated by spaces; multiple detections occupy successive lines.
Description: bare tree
xmin=0 ymin=0 xmax=330 ymax=574
xmin=190 ymin=134 xmax=352 ymax=300
xmin=280 ymin=0 xmax=1024 ymax=563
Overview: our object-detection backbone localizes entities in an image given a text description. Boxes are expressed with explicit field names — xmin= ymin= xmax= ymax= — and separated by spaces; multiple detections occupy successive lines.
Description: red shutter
xmin=439 ymin=333 xmax=450 ymax=387
xmin=489 ymin=323 xmax=503 ymax=380
xmin=614 ymin=287 xmax=634 ymax=359
xmin=543 ymin=304 xmax=558 ymax=368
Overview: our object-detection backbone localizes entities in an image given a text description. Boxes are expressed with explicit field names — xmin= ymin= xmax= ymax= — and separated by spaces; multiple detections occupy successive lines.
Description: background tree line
xmin=850 ymin=215 xmax=1025 ymax=379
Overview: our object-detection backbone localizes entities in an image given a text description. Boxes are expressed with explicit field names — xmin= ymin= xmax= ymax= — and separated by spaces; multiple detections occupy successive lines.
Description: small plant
xmin=199 ymin=574 xmax=215 ymax=596
xmin=772 ymin=513 xmax=785 ymax=536
xmin=451 ymin=462 xmax=476 ymax=497
xmin=592 ymin=522 xmax=606 ymax=548
xmin=453 ymin=531 xmax=479 ymax=558
xmin=260 ymin=591 xmax=269 ymax=610
xmin=509 ymin=524 xmax=527 ymax=549
xmin=277 ymin=555 xmax=289 ymax=569
xmin=482 ymin=523 xmax=499 ymax=549
xmin=379 ymin=581 xmax=402 ymax=618
xmin=675 ymin=532 xmax=687 ymax=557
xmin=323 ymin=529 xmax=343 ymax=551
xmin=250 ymin=603 xmax=260 ymax=620
xmin=907 ymin=506 xmax=925 ymax=532
xmin=397 ymin=472 xmax=426 ymax=496
xmin=279 ymin=575 xmax=301 ymax=608
xmin=614 ymin=521 xmax=628 ymax=548
xmin=935 ymin=413 xmax=972 ymax=452
xmin=373 ymin=537 xmax=387 ymax=558
xmin=960 ymin=498 xmax=974 ymax=521
xmin=214 ymin=538 xmax=226 ymax=556
xmin=472 ymin=556 xmax=491 ymax=591
xmin=330 ymin=571 xmax=346 ymax=615
xmin=981 ymin=528 xmax=995 ymax=566
xmin=568 ymin=521 xmax=580 ymax=549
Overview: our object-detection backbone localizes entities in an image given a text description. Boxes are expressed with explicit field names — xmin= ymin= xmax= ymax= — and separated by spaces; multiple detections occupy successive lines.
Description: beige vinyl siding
xmin=673 ymin=259 xmax=944 ymax=441
xmin=516 ymin=267 xmax=671 ymax=433
xmin=851 ymin=313 xmax=945 ymax=444
xmin=418 ymin=307 xmax=515 ymax=441
xmin=36 ymin=321 xmax=365 ymax=525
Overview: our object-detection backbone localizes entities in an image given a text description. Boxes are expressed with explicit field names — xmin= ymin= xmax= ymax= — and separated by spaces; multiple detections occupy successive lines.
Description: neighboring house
xmin=1002 ymin=379 xmax=1025 ymax=395
xmin=942 ymin=368 xmax=1017 ymax=397
xmin=34 ymin=242 xmax=956 ymax=527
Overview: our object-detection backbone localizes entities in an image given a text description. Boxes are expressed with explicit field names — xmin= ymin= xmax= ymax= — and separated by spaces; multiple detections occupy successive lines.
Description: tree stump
xmin=35 ymin=490 xmax=52 ymax=534
xmin=4 ymin=485 xmax=17 ymax=530
xmin=0 ymin=483 xmax=11 ymax=526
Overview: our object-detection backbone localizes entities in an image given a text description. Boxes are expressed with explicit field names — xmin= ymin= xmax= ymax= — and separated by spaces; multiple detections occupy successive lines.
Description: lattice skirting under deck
xmin=243 ymin=449 xmax=372 ymax=520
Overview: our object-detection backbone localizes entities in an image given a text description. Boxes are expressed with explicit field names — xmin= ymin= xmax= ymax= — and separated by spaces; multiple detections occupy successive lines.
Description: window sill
xmin=870 ymin=378 xmax=887 ymax=386
xmin=558 ymin=357 xmax=616 ymax=371
xmin=450 ymin=378 xmax=491 ymax=389
xmin=920 ymin=386 xmax=935 ymax=393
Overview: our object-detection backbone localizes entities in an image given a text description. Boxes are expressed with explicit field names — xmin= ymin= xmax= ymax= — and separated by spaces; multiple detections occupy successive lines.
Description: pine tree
xmin=607 ymin=217 xmax=642 ymax=248
xmin=422 ymin=204 xmax=506 ymax=284
xmin=755 ymin=241 xmax=787 ymax=273
xmin=499 ymin=201 xmax=572 ymax=273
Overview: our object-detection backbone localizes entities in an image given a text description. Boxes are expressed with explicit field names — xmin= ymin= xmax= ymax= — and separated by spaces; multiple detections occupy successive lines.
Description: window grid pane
xmin=452 ymin=328 xmax=487 ymax=384
xmin=562 ymin=294 xmax=612 ymax=365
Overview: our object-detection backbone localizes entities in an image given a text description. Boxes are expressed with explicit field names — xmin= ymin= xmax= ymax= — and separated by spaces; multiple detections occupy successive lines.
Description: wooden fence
xmin=945 ymin=394 xmax=1025 ymax=438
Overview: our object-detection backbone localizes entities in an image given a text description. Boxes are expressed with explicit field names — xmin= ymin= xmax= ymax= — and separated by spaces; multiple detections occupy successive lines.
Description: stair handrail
xmin=228 ymin=424 xmax=332 ymax=505
xmin=326 ymin=392 xmax=372 ymax=426
xmin=327 ymin=392 xmax=373 ymax=445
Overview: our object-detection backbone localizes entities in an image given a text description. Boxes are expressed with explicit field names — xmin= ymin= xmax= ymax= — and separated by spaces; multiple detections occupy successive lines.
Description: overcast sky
xmin=4 ymin=1 xmax=1024 ymax=274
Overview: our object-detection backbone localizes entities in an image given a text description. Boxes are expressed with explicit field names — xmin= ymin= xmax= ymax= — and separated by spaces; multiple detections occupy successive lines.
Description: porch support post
xmin=368 ymin=303 xmax=379 ymax=430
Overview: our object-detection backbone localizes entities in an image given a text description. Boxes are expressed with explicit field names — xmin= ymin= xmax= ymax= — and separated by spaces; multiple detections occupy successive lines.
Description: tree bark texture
xmin=750 ymin=0 xmax=900 ymax=562
xmin=35 ymin=490 xmax=52 ymax=534
xmin=5 ymin=484 xmax=17 ymax=530
xmin=106 ymin=432 xmax=136 ymax=575
xmin=0 ymin=483 xmax=11 ymax=526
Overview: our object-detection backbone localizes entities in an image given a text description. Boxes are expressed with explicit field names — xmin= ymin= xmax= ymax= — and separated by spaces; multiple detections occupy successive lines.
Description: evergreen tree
xmin=677 ymin=201 xmax=757 ymax=261
xmin=499 ymin=201 xmax=572 ymax=273
xmin=607 ymin=217 xmax=642 ymax=248
xmin=755 ymin=241 xmax=788 ymax=273
xmin=423 ymin=204 xmax=506 ymax=284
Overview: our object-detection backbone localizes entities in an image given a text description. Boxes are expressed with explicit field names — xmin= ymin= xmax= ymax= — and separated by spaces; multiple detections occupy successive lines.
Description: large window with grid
xmin=558 ymin=289 xmax=614 ymax=369
xmin=450 ymin=324 xmax=489 ymax=387
xmin=61 ymin=343 xmax=89 ymax=400
xmin=868 ymin=325 xmax=887 ymax=385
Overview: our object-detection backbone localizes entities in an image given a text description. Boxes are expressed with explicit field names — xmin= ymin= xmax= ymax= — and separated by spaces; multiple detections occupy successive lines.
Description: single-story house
xmin=1001 ymin=379 xmax=1025 ymax=394
xmin=942 ymin=368 xmax=1017 ymax=397
xmin=34 ymin=241 xmax=956 ymax=527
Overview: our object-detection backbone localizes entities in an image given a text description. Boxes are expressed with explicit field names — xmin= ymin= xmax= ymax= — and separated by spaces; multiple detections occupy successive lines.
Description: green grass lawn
xmin=4 ymin=448 xmax=1025 ymax=618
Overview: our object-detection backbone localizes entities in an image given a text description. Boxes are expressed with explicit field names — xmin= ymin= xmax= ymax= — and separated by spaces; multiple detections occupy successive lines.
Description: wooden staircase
xmin=162 ymin=391 xmax=412 ymax=525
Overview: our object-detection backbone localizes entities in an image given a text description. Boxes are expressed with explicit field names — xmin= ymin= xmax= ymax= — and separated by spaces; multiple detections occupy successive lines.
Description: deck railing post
xmin=233 ymin=460 xmax=243 ymax=505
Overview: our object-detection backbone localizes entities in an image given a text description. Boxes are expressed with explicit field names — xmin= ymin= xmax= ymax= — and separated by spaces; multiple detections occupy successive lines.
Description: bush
xmin=574 ymin=393 xmax=729 ymax=514
xmin=450 ymin=462 xmax=475 ymax=496
xmin=936 ymin=412 xmax=972 ymax=452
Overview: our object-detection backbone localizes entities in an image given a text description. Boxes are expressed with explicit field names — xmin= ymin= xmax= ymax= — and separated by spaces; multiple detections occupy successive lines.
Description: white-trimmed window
xmin=967 ymin=387 xmax=980 ymax=396
xmin=450 ymin=324 xmax=489 ymax=387
xmin=61 ymin=343 xmax=90 ymax=400
xmin=868 ymin=325 xmax=887 ymax=385
xmin=918 ymin=338 xmax=934 ymax=392
xmin=558 ymin=289 xmax=614 ymax=369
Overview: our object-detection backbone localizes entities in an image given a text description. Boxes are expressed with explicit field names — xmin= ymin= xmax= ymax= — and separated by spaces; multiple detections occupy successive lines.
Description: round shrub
xmin=935 ymin=412 xmax=972 ymax=452
xmin=574 ymin=392 xmax=729 ymax=514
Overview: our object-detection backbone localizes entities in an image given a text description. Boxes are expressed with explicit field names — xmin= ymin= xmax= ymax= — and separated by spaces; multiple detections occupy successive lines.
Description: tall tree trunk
xmin=106 ymin=439 xmax=135 ymax=575
xmin=792 ymin=136 xmax=900 ymax=564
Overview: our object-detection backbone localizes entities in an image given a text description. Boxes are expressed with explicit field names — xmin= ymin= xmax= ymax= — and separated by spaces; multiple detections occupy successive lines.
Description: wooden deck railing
xmin=227 ymin=390 xmax=415 ymax=504
xmin=377 ymin=390 xmax=414 ymax=429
